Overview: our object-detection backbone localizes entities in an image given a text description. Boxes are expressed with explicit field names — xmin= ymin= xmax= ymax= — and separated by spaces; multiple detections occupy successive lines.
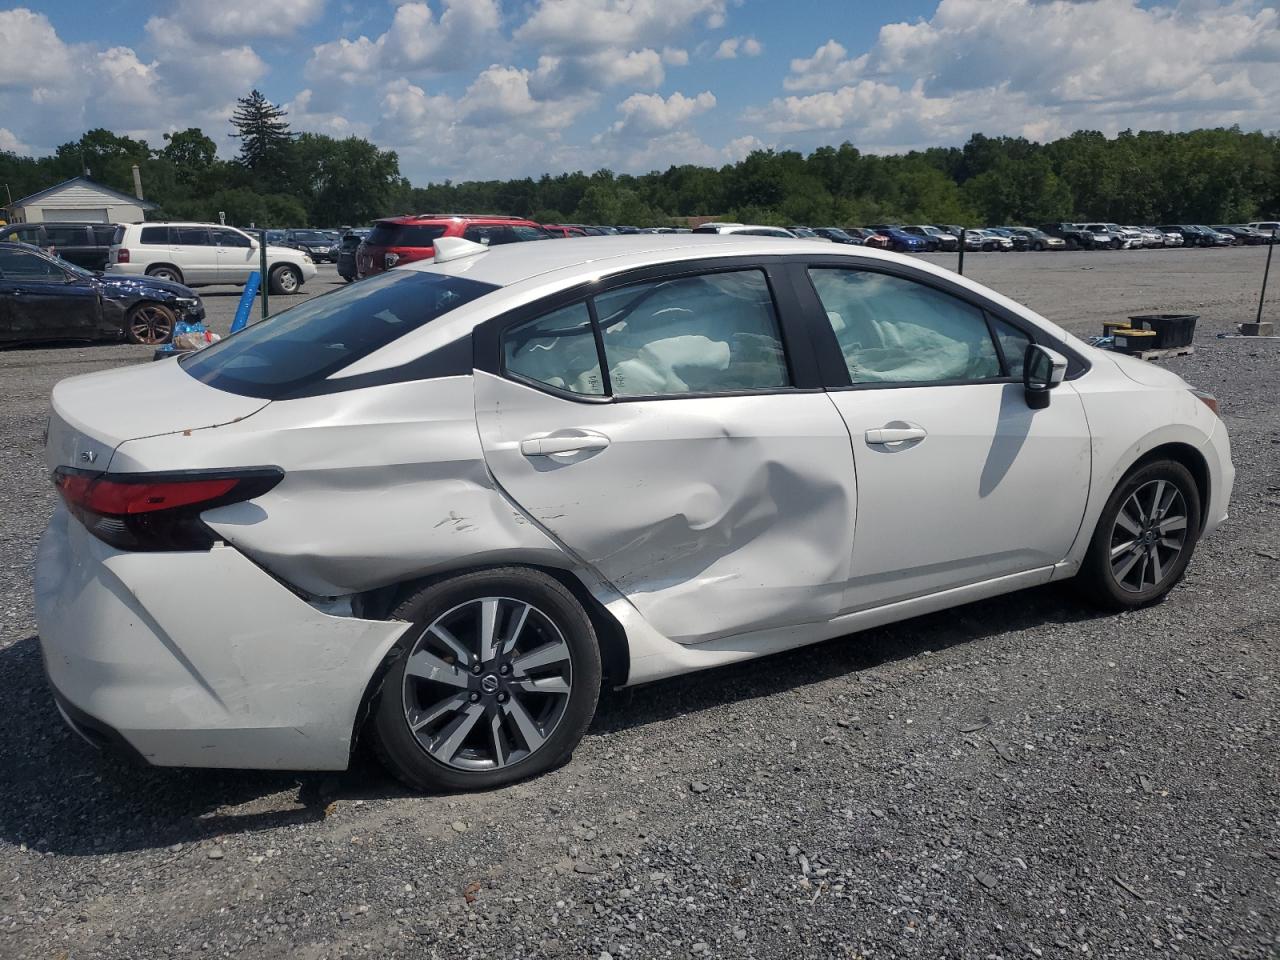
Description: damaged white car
xmin=37 ymin=235 xmax=1233 ymax=791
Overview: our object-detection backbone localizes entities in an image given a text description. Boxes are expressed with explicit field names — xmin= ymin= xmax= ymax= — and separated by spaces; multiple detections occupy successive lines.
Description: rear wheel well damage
xmin=1129 ymin=442 xmax=1210 ymax=533
xmin=346 ymin=563 xmax=630 ymax=762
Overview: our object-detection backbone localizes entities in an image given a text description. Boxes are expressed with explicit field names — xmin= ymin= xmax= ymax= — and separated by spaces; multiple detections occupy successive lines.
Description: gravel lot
xmin=1 ymin=250 xmax=1277 ymax=959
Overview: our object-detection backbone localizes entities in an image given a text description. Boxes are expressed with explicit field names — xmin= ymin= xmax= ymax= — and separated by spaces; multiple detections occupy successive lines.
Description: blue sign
xmin=231 ymin=271 xmax=261 ymax=334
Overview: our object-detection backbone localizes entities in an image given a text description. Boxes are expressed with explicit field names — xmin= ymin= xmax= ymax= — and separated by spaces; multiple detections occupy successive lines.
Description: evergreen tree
xmin=230 ymin=90 xmax=293 ymax=170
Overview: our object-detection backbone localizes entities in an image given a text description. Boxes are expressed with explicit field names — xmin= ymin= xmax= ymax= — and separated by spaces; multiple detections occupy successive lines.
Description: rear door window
xmin=595 ymin=270 xmax=790 ymax=396
xmin=181 ymin=270 xmax=498 ymax=399
xmin=173 ymin=226 xmax=212 ymax=246
xmin=140 ymin=226 xmax=171 ymax=245
xmin=504 ymin=303 xmax=605 ymax=396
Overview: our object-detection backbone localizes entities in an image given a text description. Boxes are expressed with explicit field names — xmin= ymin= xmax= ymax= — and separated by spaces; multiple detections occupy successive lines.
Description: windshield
xmin=181 ymin=270 xmax=497 ymax=399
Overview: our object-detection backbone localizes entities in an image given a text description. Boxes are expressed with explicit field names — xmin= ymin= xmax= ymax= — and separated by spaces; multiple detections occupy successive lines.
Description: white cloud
xmin=662 ymin=47 xmax=690 ymax=66
xmin=169 ymin=0 xmax=324 ymax=42
xmin=609 ymin=90 xmax=716 ymax=136
xmin=306 ymin=0 xmax=501 ymax=84
xmin=784 ymin=40 xmax=867 ymax=91
xmin=0 ymin=127 xmax=32 ymax=156
xmin=516 ymin=0 xmax=729 ymax=54
xmin=764 ymin=0 xmax=1280 ymax=151
xmin=713 ymin=35 xmax=762 ymax=60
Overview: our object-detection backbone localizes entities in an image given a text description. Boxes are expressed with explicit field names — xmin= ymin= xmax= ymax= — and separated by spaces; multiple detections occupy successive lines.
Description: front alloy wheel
xmin=1108 ymin=479 xmax=1189 ymax=593
xmin=370 ymin=568 xmax=601 ymax=792
xmin=1079 ymin=460 xmax=1201 ymax=609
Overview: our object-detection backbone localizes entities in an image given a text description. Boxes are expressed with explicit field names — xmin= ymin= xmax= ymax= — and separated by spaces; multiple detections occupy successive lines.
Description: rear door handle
xmin=520 ymin=432 xmax=611 ymax=457
xmin=865 ymin=425 xmax=927 ymax=444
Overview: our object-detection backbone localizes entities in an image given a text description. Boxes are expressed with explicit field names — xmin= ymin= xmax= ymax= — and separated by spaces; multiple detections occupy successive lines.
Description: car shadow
xmin=0 ymin=583 xmax=1106 ymax=856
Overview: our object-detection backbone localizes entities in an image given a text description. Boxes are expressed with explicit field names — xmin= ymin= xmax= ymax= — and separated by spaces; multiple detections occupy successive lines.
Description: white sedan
xmin=37 ymin=235 xmax=1232 ymax=791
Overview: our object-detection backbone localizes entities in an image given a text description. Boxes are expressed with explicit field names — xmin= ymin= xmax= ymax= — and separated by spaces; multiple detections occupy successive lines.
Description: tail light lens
xmin=116 ymin=247 xmax=130 ymax=263
xmin=54 ymin=467 xmax=282 ymax=551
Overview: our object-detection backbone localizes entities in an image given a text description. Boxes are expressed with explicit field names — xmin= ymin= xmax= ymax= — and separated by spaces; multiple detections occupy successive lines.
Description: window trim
xmin=481 ymin=257 xmax=822 ymax=405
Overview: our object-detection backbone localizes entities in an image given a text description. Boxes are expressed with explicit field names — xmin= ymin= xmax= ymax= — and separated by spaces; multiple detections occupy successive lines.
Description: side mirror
xmin=250 ymin=238 xmax=260 ymax=249
xmin=1024 ymin=343 xmax=1068 ymax=409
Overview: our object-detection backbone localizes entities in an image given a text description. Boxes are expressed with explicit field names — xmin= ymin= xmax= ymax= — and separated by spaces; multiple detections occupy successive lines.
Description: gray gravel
xmin=1 ymin=251 xmax=1277 ymax=959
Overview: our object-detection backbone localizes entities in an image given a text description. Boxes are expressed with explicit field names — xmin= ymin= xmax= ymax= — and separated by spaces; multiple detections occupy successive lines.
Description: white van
xmin=106 ymin=222 xmax=318 ymax=294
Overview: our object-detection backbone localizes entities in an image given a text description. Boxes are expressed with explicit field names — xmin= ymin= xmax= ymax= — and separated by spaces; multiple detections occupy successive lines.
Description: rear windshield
xmin=367 ymin=222 xmax=448 ymax=247
xmin=181 ymin=270 xmax=497 ymax=399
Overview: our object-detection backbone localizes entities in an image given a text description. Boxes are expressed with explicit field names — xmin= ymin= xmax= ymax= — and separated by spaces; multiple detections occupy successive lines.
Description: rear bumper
xmin=35 ymin=505 xmax=408 ymax=770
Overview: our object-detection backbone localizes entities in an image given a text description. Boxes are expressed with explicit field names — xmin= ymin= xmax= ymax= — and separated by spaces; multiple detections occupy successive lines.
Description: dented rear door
xmin=475 ymin=374 xmax=856 ymax=644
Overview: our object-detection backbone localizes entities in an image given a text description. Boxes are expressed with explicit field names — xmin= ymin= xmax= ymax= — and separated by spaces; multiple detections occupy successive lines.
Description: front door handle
xmin=865 ymin=425 xmax=927 ymax=445
xmin=520 ymin=432 xmax=611 ymax=457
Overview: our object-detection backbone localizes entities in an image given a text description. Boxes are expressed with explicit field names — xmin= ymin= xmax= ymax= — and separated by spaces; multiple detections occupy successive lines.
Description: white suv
xmin=106 ymin=222 xmax=318 ymax=294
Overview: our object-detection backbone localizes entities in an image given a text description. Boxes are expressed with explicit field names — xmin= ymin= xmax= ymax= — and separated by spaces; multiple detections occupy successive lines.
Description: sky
xmin=1 ymin=0 xmax=1278 ymax=185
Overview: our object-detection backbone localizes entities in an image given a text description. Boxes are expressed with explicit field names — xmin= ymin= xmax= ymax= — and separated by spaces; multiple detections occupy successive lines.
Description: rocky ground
xmin=0 ymin=250 xmax=1276 ymax=959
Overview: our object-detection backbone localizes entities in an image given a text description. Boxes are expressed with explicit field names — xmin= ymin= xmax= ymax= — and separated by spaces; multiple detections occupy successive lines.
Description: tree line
xmin=1 ymin=90 xmax=1276 ymax=228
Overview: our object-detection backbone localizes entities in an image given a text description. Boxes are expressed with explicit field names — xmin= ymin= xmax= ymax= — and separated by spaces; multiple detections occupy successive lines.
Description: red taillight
xmin=54 ymin=467 xmax=282 ymax=551
xmin=116 ymin=247 xmax=130 ymax=263
xmin=56 ymin=473 xmax=238 ymax=516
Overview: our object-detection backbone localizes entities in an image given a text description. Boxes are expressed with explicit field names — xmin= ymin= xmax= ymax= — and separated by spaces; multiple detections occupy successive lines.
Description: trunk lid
xmin=45 ymin=358 xmax=269 ymax=473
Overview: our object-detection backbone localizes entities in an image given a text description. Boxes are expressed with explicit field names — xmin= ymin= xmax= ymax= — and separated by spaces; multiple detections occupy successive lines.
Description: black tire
xmin=1110 ymin=238 xmax=1122 ymax=250
xmin=1077 ymin=460 xmax=1201 ymax=610
xmin=145 ymin=264 xmax=183 ymax=284
xmin=125 ymin=302 xmax=175 ymax=345
xmin=268 ymin=264 xmax=302 ymax=295
xmin=369 ymin=567 xmax=602 ymax=792
xmin=1033 ymin=241 xmax=1045 ymax=251
xmin=1066 ymin=237 xmax=1079 ymax=250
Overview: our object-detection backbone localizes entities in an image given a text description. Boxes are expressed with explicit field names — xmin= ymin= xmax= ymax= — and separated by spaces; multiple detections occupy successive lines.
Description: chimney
xmin=132 ymin=164 xmax=144 ymax=201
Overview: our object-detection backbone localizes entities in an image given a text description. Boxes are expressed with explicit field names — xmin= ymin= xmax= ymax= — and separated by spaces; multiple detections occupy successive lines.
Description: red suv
xmin=357 ymin=215 xmax=549 ymax=277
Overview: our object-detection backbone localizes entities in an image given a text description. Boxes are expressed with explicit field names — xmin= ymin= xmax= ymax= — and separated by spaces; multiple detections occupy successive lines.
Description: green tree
xmin=162 ymin=128 xmax=217 ymax=170
xmin=230 ymin=90 xmax=294 ymax=171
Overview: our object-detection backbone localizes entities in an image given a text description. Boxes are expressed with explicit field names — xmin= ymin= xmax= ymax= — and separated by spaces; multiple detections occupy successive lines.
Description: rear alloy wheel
xmin=1079 ymin=460 xmax=1201 ymax=609
xmin=370 ymin=568 xmax=601 ymax=792
xmin=126 ymin=302 xmax=175 ymax=345
xmin=146 ymin=265 xmax=183 ymax=284
xmin=269 ymin=264 xmax=301 ymax=295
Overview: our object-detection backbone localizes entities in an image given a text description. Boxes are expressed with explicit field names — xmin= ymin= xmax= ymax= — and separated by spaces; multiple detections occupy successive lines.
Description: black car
xmin=1213 ymin=225 xmax=1266 ymax=245
xmin=0 ymin=241 xmax=203 ymax=345
xmin=1038 ymin=222 xmax=1103 ymax=250
xmin=335 ymin=228 xmax=370 ymax=282
xmin=811 ymin=227 xmax=862 ymax=245
xmin=282 ymin=229 xmax=338 ymax=262
xmin=0 ymin=221 xmax=118 ymax=270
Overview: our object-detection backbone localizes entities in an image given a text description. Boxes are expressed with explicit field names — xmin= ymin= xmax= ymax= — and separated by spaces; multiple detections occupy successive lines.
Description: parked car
xmin=691 ymin=223 xmax=798 ymax=237
xmin=0 ymin=240 xmax=202 ymax=345
xmin=967 ymin=229 xmax=1011 ymax=252
xmin=0 ymin=221 xmax=118 ymax=270
xmin=1078 ymin=223 xmax=1130 ymax=249
xmin=903 ymin=225 xmax=959 ymax=252
xmin=868 ymin=226 xmax=929 ymax=253
xmin=810 ymin=227 xmax=862 ymax=245
xmin=986 ymin=228 xmax=1030 ymax=252
xmin=281 ymin=229 xmax=340 ymax=262
xmin=1246 ymin=221 xmax=1279 ymax=240
xmin=36 ymin=234 xmax=1233 ymax=791
xmin=358 ymin=215 xmax=549 ymax=278
xmin=1213 ymin=225 xmax=1266 ymax=245
xmin=1039 ymin=222 xmax=1105 ymax=250
xmin=1004 ymin=227 xmax=1066 ymax=251
xmin=787 ymin=227 xmax=832 ymax=241
xmin=1137 ymin=227 xmax=1166 ymax=248
xmin=1160 ymin=225 xmax=1232 ymax=248
xmin=1159 ymin=228 xmax=1185 ymax=247
xmin=335 ymin=228 xmax=370 ymax=283
xmin=106 ymin=222 xmax=317 ymax=294
xmin=934 ymin=224 xmax=965 ymax=239
xmin=844 ymin=227 xmax=889 ymax=248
